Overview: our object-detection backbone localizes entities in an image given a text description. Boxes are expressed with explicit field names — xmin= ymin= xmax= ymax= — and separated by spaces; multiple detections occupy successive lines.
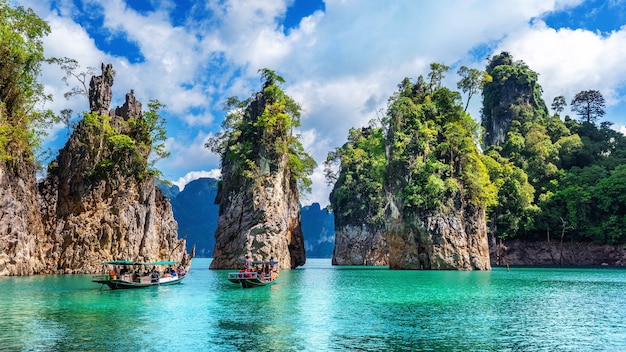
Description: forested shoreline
xmin=327 ymin=52 xmax=626 ymax=260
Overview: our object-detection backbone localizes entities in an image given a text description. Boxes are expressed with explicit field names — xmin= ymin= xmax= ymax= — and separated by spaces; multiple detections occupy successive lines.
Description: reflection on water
xmin=1 ymin=259 xmax=625 ymax=351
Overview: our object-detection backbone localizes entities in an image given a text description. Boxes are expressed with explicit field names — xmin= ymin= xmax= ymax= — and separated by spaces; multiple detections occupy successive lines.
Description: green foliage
xmin=326 ymin=125 xmax=386 ymax=227
xmin=80 ymin=105 xmax=167 ymax=181
xmin=207 ymin=68 xmax=315 ymax=196
xmin=481 ymin=52 xmax=549 ymax=147
xmin=387 ymin=69 xmax=495 ymax=214
xmin=0 ymin=0 xmax=58 ymax=167
xmin=479 ymin=52 xmax=626 ymax=244
xmin=328 ymin=63 xmax=496 ymax=229
xmin=570 ymin=90 xmax=605 ymax=124
xmin=456 ymin=65 xmax=492 ymax=112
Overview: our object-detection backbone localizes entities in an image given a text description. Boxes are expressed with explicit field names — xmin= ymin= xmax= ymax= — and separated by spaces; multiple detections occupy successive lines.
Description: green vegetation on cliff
xmin=327 ymin=64 xmax=497 ymax=232
xmin=0 ymin=0 xmax=57 ymax=168
xmin=329 ymin=52 xmax=626 ymax=246
xmin=325 ymin=124 xmax=386 ymax=228
xmin=207 ymin=69 xmax=316 ymax=196
xmin=482 ymin=52 xmax=626 ymax=243
xmin=75 ymin=100 xmax=168 ymax=181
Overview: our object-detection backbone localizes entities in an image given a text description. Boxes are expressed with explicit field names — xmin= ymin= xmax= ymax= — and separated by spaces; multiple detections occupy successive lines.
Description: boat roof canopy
xmin=101 ymin=260 xmax=179 ymax=266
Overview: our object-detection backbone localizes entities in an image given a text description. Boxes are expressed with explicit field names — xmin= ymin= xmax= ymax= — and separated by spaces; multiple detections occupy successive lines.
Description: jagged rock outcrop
xmin=332 ymin=225 xmax=387 ymax=265
xmin=481 ymin=52 xmax=549 ymax=147
xmin=388 ymin=206 xmax=491 ymax=270
xmin=37 ymin=63 xmax=190 ymax=274
xmin=330 ymin=76 xmax=492 ymax=270
xmin=209 ymin=79 xmax=306 ymax=270
xmin=0 ymin=159 xmax=47 ymax=275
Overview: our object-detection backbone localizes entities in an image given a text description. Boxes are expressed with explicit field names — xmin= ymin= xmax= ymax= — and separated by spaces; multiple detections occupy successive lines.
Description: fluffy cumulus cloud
xmin=12 ymin=0 xmax=626 ymax=206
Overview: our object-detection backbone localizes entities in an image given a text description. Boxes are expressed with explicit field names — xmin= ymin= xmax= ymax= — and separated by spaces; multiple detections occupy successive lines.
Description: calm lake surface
xmin=1 ymin=258 xmax=625 ymax=351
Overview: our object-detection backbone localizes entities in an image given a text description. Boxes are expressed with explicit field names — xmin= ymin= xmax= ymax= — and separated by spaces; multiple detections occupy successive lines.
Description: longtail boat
xmin=92 ymin=260 xmax=189 ymax=289
xmin=228 ymin=260 xmax=278 ymax=288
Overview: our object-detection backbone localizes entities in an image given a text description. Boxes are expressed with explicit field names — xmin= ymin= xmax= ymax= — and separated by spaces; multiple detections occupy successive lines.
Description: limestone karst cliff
xmin=329 ymin=72 xmax=493 ymax=270
xmin=481 ymin=52 xmax=549 ymax=147
xmin=36 ymin=63 xmax=190 ymax=274
xmin=209 ymin=70 xmax=313 ymax=270
xmin=0 ymin=149 xmax=47 ymax=276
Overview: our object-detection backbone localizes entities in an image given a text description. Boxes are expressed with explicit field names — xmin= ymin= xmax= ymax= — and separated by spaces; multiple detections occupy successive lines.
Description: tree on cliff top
xmin=0 ymin=0 xmax=58 ymax=168
xmin=206 ymin=68 xmax=316 ymax=195
xmin=570 ymin=89 xmax=605 ymax=125
xmin=386 ymin=66 xmax=497 ymax=213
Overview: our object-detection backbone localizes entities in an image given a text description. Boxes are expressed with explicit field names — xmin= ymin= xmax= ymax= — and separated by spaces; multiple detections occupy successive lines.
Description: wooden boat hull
xmin=228 ymin=272 xmax=277 ymax=288
xmin=92 ymin=276 xmax=185 ymax=290
xmin=92 ymin=260 xmax=189 ymax=290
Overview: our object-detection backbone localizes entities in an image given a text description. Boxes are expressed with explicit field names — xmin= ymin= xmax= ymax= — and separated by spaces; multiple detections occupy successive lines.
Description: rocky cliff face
xmin=388 ymin=205 xmax=491 ymax=270
xmin=0 ymin=159 xmax=47 ymax=275
xmin=481 ymin=52 xmax=549 ymax=147
xmin=492 ymin=239 xmax=626 ymax=266
xmin=332 ymin=225 xmax=387 ymax=265
xmin=37 ymin=63 xmax=190 ymax=274
xmin=209 ymin=90 xmax=306 ymax=270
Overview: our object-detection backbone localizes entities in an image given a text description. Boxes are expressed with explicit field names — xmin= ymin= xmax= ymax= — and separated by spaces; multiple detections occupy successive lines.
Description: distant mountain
xmin=301 ymin=203 xmax=335 ymax=258
xmin=159 ymin=178 xmax=219 ymax=257
xmin=159 ymin=178 xmax=335 ymax=258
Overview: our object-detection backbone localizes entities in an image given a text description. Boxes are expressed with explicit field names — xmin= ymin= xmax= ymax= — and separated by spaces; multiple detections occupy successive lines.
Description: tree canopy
xmin=0 ymin=0 xmax=57 ymax=167
xmin=207 ymin=68 xmax=315 ymax=196
xmin=570 ymin=89 xmax=606 ymax=124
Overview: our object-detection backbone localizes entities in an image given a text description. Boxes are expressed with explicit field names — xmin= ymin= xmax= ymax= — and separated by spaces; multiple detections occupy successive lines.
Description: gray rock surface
xmin=0 ymin=63 xmax=190 ymax=276
xmin=209 ymin=90 xmax=305 ymax=270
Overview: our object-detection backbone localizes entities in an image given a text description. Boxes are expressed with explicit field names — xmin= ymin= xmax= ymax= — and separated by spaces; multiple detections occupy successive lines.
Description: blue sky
xmin=13 ymin=0 xmax=626 ymax=207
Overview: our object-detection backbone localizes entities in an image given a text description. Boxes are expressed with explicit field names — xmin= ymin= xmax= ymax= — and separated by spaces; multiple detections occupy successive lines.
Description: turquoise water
xmin=1 ymin=258 xmax=625 ymax=351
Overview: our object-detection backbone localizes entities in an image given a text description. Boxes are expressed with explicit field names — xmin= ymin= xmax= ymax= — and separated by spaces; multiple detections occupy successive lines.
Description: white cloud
xmin=14 ymin=0 xmax=626 ymax=206
xmin=172 ymin=169 xmax=221 ymax=191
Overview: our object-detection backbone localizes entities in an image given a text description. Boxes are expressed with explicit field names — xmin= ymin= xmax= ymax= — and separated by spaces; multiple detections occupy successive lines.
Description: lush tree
xmin=428 ymin=62 xmax=450 ymax=91
xmin=456 ymin=66 xmax=492 ymax=112
xmin=482 ymin=147 xmax=537 ymax=239
xmin=206 ymin=68 xmax=315 ymax=195
xmin=0 ymin=0 xmax=58 ymax=166
xmin=551 ymin=95 xmax=567 ymax=115
xmin=326 ymin=124 xmax=386 ymax=227
xmin=570 ymin=90 xmax=605 ymax=124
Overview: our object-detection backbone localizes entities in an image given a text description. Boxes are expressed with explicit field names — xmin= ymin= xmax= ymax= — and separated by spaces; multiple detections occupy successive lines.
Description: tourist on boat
xmin=245 ymin=255 xmax=252 ymax=270
xmin=150 ymin=266 xmax=159 ymax=283
xmin=109 ymin=267 xmax=117 ymax=280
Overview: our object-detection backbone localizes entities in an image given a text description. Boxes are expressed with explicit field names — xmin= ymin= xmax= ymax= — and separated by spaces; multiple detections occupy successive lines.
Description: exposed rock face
xmin=0 ymin=159 xmax=47 ymax=275
xmin=210 ymin=91 xmax=305 ymax=270
xmin=89 ymin=63 xmax=114 ymax=116
xmin=37 ymin=64 xmax=190 ymax=274
xmin=332 ymin=225 xmax=387 ymax=266
xmin=388 ymin=206 xmax=491 ymax=270
xmin=492 ymin=239 xmax=626 ymax=266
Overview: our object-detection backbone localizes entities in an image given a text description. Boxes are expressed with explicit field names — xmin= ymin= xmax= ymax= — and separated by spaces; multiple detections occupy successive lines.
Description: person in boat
xmin=177 ymin=264 xmax=185 ymax=277
xmin=109 ymin=266 xmax=118 ymax=280
xmin=150 ymin=266 xmax=159 ymax=283
xmin=245 ymin=255 xmax=252 ymax=270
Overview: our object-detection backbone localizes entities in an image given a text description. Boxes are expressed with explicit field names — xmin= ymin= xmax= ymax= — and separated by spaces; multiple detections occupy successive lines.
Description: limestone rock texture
xmin=387 ymin=205 xmax=491 ymax=270
xmin=36 ymin=63 xmax=190 ymax=274
xmin=0 ymin=159 xmax=47 ymax=276
xmin=332 ymin=225 xmax=387 ymax=266
xmin=209 ymin=91 xmax=305 ymax=270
